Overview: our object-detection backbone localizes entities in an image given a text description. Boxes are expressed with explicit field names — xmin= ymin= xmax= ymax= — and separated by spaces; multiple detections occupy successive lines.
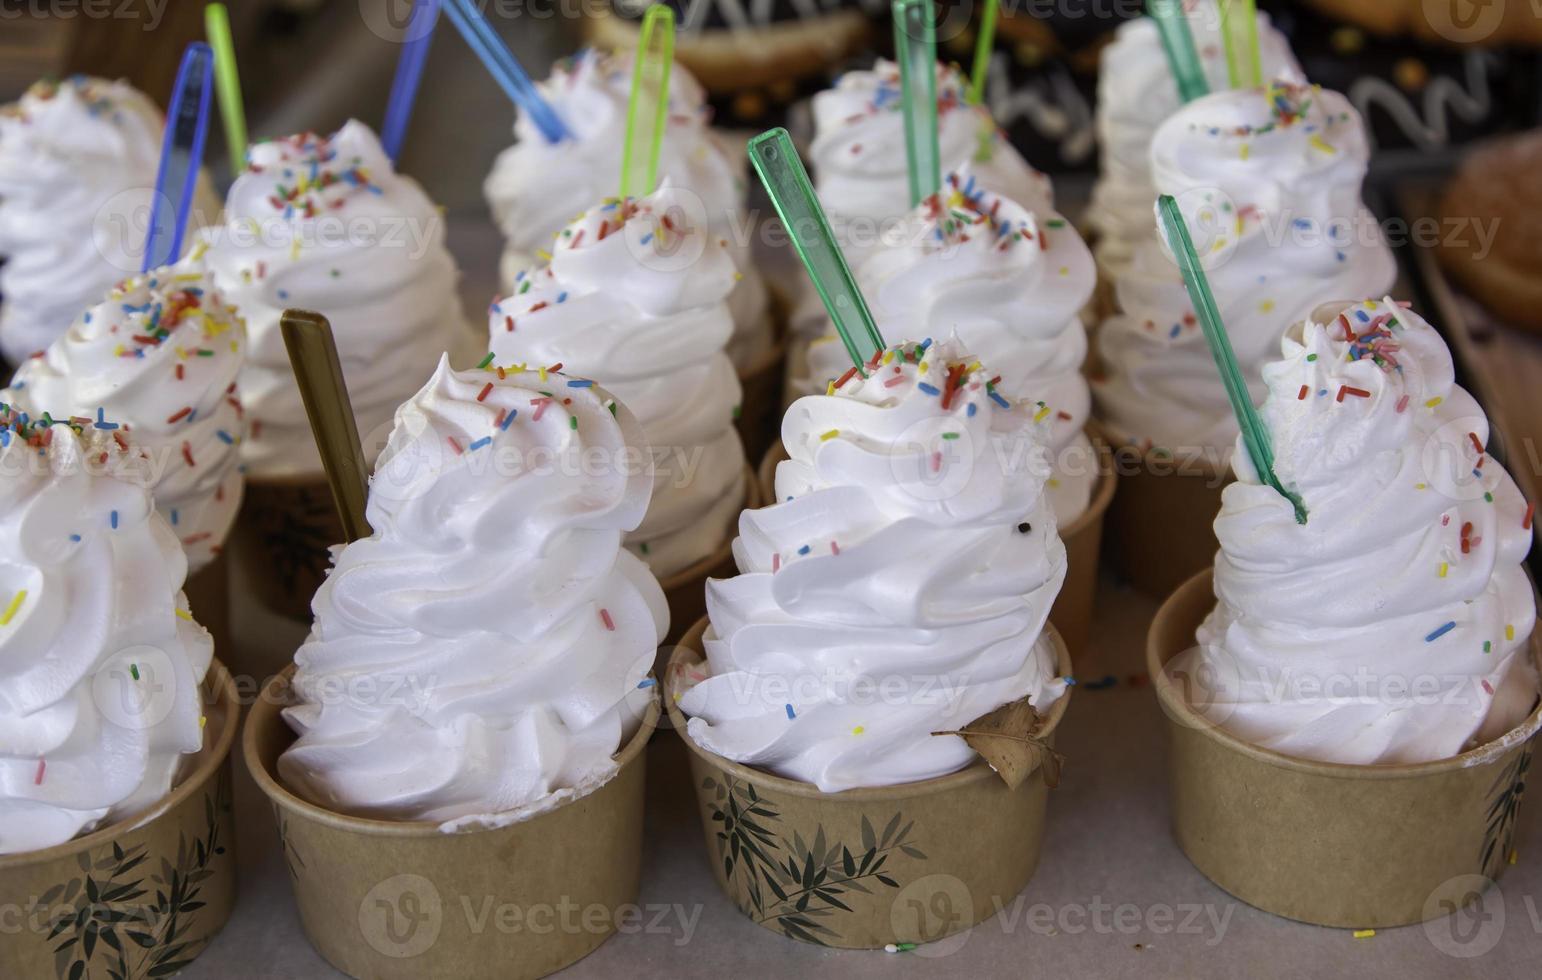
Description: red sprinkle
xmin=1336 ymin=385 xmax=1371 ymax=402
xmin=771 ymin=553 xmax=781 ymax=573
xmin=166 ymin=406 xmax=192 ymax=424
xmin=1524 ymin=503 xmax=1534 ymax=530
xmin=1395 ymin=394 xmax=1409 ymax=413
xmin=447 ymin=436 xmax=463 ymax=455
xmin=34 ymin=759 xmax=45 ymax=786
xmin=931 ymin=450 xmax=942 ymax=472
xmin=600 ymin=608 xmax=615 ymax=631
xmin=181 ymin=442 xmax=194 ymax=467
xmin=1469 ymin=432 xmax=1484 ymax=455
xmin=477 ymin=382 xmax=494 ymax=402
xmin=1482 ymin=680 xmax=1494 ymax=695
xmin=834 ymin=366 xmax=858 ymax=390
xmin=1297 ymin=385 xmax=1309 ymax=400
xmin=531 ymin=397 xmax=550 ymax=421
xmin=175 ymin=364 xmax=185 ymax=380
xmin=830 ymin=540 xmax=839 ymax=555
xmin=504 ymin=315 xmax=515 ymax=332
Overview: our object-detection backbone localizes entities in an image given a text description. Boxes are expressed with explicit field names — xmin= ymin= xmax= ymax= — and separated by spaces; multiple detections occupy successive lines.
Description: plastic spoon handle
xmin=893 ymin=0 xmax=941 ymax=207
xmin=204 ymin=4 xmax=247 ymax=174
xmin=1147 ymin=0 xmax=1208 ymax=104
xmin=967 ymin=0 xmax=1000 ymax=107
xmin=1157 ymin=195 xmax=1305 ymax=523
xmin=442 ymin=0 xmax=568 ymax=143
xmin=143 ymin=42 xmax=214 ymax=273
xmin=382 ymin=0 xmax=440 ymax=162
xmin=1219 ymin=0 xmax=1262 ymax=89
xmin=618 ymin=5 xmax=674 ymax=199
xmin=749 ymin=128 xmax=884 ymax=371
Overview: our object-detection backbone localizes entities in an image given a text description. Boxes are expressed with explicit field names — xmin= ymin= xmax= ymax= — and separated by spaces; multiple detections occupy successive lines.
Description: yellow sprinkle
xmin=882 ymin=349 xmax=895 ymax=363
xmin=967 ymin=361 xmax=981 ymax=374
xmin=1211 ymin=238 xmax=1227 ymax=253
xmin=190 ymin=239 xmax=210 ymax=261
xmin=173 ymin=273 xmax=202 ymax=284
xmin=1047 ymin=478 xmax=1060 ymax=488
xmin=289 ymin=238 xmax=301 ymax=261
xmin=811 ymin=335 xmax=835 ymax=348
xmin=1438 ymin=562 xmax=1448 ymax=578
xmin=538 ymin=366 xmax=548 ymax=382
xmin=1415 ymin=483 xmax=1427 ymax=490
xmin=1058 ymin=266 xmax=1069 ymax=276
xmin=175 ymin=608 xmax=193 ymax=622
xmin=826 ymin=380 xmax=836 ymax=396
xmin=1510 ymin=850 xmax=1519 ymax=865
xmin=0 ymin=590 xmax=27 ymax=626
xmin=852 ymin=726 xmax=865 ymax=735
xmin=1352 ymin=930 xmax=1375 ymax=939
xmin=536 ymin=249 xmax=552 ymax=262
xmin=733 ymin=272 xmax=744 ymax=282
xmin=1310 ymin=135 xmax=1337 ymax=154
xmin=917 ymin=361 xmax=927 ymax=374
xmin=1033 ymin=406 xmax=1051 ymax=423
xmin=199 ymin=715 xmax=207 ymax=729
xmin=1425 ymin=397 xmax=1443 ymax=408
xmin=673 ymin=692 xmax=682 ymax=703
xmin=1259 ymin=300 xmax=1275 ymax=313
xmin=820 ymin=429 xmax=840 ymax=441
xmin=1239 ymin=142 xmax=1250 ymax=160
xmin=114 ymin=344 xmax=126 ymax=357
xmin=1506 ymin=625 xmax=1515 ymax=641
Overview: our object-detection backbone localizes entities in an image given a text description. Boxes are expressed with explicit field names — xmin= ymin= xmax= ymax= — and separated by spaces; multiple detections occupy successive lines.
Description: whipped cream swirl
xmin=1173 ymin=299 xmax=1538 ymax=764
xmin=0 ymin=76 xmax=220 ymax=365
xmin=679 ymin=338 xmax=1068 ymax=792
xmin=1094 ymin=80 xmax=1397 ymax=454
xmin=1087 ymin=4 xmax=1300 ymax=277
xmin=0 ymin=417 xmax=213 ymax=855
xmin=5 ymin=252 xmax=247 ymax=572
xmin=487 ymin=183 xmax=748 ymax=579
xmin=204 ymin=121 xmax=476 ymax=478
xmin=483 ymin=49 xmax=771 ymax=367
xmin=806 ymin=169 xmax=1097 ymax=523
xmin=279 ymin=357 xmax=666 ymax=827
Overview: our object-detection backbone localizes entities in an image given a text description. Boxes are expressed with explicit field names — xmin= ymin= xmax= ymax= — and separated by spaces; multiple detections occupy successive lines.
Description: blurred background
xmin=8 ymin=0 xmax=1541 ymax=214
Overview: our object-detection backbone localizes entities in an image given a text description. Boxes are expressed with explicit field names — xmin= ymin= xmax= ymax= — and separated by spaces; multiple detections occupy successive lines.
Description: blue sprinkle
xmin=557 ymin=292 xmax=568 ymax=303
xmin=84 ymin=313 xmax=92 ymax=323
xmin=1318 ymin=389 xmax=1327 ymax=397
xmin=917 ymin=382 xmax=941 ymax=396
xmin=966 ymin=403 xmax=977 ymax=417
xmin=70 ymin=534 xmax=81 ymax=542
xmin=1169 ymin=324 xmax=1181 ymax=339
xmin=636 ymin=677 xmax=656 ymax=689
xmin=216 ymin=430 xmax=234 ymax=444
xmin=918 ymin=337 xmax=933 ymax=352
xmin=110 ymin=511 xmax=119 ymax=530
xmin=170 ymin=509 xmax=179 ymax=526
xmin=797 ymin=545 xmax=810 ymax=555
xmin=989 ymin=392 xmax=1010 ymax=409
xmin=639 ymin=232 xmax=654 ymax=245
xmin=785 ymin=704 xmax=796 ymax=720
xmin=277 ymin=290 xmax=289 ymax=301
xmin=1355 ymin=310 xmax=1370 ymax=323
xmin=566 ymin=379 xmax=593 ymax=388
xmin=500 ymin=409 xmax=518 ymax=431
xmin=468 ymin=436 xmax=491 ymax=451
xmin=1425 ymin=621 xmax=1457 ymax=643
xmin=1062 ymin=676 xmax=1077 ymax=686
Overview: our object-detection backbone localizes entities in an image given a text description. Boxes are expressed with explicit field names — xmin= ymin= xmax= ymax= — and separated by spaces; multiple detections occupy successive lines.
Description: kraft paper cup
xmin=229 ymin=474 xmax=345 ymax=622
xmin=656 ymin=464 xmax=761 ymax=652
xmin=1102 ymin=440 xmax=1228 ymax=598
xmin=184 ymin=549 xmax=232 ymax=671
xmin=758 ymin=438 xmax=1114 ymax=661
xmin=734 ymin=291 xmax=790 ymax=468
xmin=1149 ymin=570 xmax=1542 ymax=928
xmin=0 ymin=662 xmax=240 ymax=979
xmin=244 ymin=666 xmax=660 ymax=980
xmin=666 ymin=617 xmax=1073 ymax=949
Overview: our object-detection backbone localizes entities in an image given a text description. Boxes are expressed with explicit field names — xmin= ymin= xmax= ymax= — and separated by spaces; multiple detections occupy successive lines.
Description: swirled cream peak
xmin=679 ymin=338 xmax=1068 ymax=792
xmin=488 ymin=183 xmax=747 ymax=578
xmin=0 ymin=414 xmax=213 ymax=855
xmin=5 ymin=252 xmax=247 ymax=572
xmin=804 ymin=169 xmax=1097 ymax=522
xmin=810 ymin=59 xmax=1054 ymax=225
xmin=483 ymin=48 xmax=771 ymax=368
xmin=204 ymin=120 xmax=476 ymax=478
xmin=0 ymin=76 xmax=219 ymax=364
xmin=1088 ymin=3 xmax=1300 ymax=275
xmin=279 ymin=357 xmax=666 ymax=827
xmin=1173 ymin=299 xmax=1538 ymax=765
xmin=1094 ymin=79 xmax=1397 ymax=453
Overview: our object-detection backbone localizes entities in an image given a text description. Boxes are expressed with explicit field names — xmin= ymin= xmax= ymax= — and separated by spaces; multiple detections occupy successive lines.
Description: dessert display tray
xmin=172 ymin=201 xmax=1540 ymax=977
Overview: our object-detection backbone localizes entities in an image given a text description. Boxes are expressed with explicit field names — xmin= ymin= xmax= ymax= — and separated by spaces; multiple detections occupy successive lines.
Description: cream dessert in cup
xmin=3 ymin=251 xmax=246 ymax=651
xmin=488 ymin=181 xmax=752 ymax=641
xmin=796 ymin=168 xmax=1109 ymax=654
xmin=669 ymin=337 xmax=1074 ymax=948
xmin=1093 ymin=79 xmax=1396 ymax=596
xmin=247 ymin=356 xmax=664 ymax=980
xmin=788 ymin=59 xmax=1058 ymax=399
xmin=1150 ymin=298 xmax=1540 ymax=927
xmin=0 ymin=76 xmax=221 ymax=366
xmin=1087 ymin=2 xmax=1300 ymax=289
xmin=0 ymin=411 xmax=238 ymax=978
xmin=483 ymin=48 xmax=774 ymax=370
xmin=205 ymin=121 xmax=478 ymax=622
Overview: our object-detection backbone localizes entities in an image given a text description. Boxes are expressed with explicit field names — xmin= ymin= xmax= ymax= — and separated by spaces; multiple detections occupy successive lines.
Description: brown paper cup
xmin=229 ymin=474 xmax=345 ymax=622
xmin=1102 ymin=441 xmax=1228 ymax=598
xmin=759 ymin=437 xmax=1114 ymax=662
xmin=0 ymin=663 xmax=240 ymax=979
xmin=656 ymin=464 xmax=761 ymax=653
xmin=244 ymin=667 xmax=660 ymax=980
xmin=184 ymin=549 xmax=232 ymax=669
xmin=1149 ymin=570 xmax=1542 ymax=928
xmin=734 ymin=290 xmax=790 ymax=468
xmin=666 ymin=617 xmax=1073 ymax=949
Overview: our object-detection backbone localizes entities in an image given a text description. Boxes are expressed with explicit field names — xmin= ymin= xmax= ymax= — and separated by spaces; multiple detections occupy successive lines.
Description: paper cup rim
xmin=242 ymin=663 xmax=661 ymax=838
xmin=658 ymin=464 xmax=759 ymax=592
xmin=1098 ymin=423 xmax=1232 ymax=480
xmin=0 ymin=660 xmax=240 ymax=870
xmin=243 ymin=471 xmax=328 ymax=489
xmin=665 ymin=615 xmax=1074 ymax=802
xmin=1148 ymin=568 xmax=1542 ymax=780
xmin=758 ymin=432 xmax=1118 ymax=538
